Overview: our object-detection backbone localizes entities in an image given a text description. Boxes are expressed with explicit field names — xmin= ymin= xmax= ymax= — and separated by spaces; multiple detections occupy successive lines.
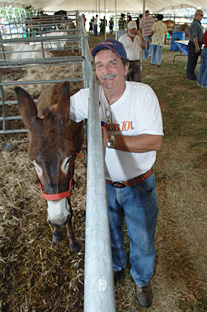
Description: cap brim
xmin=92 ymin=43 xmax=123 ymax=58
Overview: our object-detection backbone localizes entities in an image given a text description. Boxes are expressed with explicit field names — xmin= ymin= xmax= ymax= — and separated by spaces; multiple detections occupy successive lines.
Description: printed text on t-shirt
xmin=103 ymin=121 xmax=134 ymax=131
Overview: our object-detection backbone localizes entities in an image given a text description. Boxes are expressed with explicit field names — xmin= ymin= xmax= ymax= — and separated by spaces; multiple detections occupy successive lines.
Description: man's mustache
xmin=101 ymin=74 xmax=117 ymax=80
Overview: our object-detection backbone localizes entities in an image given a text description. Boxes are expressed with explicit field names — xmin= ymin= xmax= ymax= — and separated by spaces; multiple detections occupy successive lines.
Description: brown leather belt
xmin=106 ymin=168 xmax=153 ymax=188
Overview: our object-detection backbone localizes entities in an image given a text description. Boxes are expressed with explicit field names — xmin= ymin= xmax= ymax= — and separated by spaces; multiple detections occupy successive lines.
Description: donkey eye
xmin=61 ymin=157 xmax=72 ymax=175
xmin=31 ymin=160 xmax=43 ymax=177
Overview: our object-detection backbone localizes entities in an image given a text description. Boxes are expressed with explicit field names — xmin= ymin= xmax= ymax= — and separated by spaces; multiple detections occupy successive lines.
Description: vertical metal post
xmin=115 ymin=0 xmax=117 ymax=40
xmin=0 ymin=78 xmax=6 ymax=133
xmin=104 ymin=0 xmax=107 ymax=39
xmin=141 ymin=0 xmax=146 ymax=71
xmin=84 ymin=69 xmax=116 ymax=312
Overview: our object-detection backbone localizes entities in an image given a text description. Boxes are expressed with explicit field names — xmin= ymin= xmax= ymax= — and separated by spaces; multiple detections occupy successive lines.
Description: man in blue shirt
xmin=187 ymin=9 xmax=204 ymax=80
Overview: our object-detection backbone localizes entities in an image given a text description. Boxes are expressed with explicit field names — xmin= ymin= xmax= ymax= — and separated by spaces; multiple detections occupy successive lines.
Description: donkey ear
xmin=56 ymin=81 xmax=70 ymax=122
xmin=14 ymin=87 xmax=38 ymax=130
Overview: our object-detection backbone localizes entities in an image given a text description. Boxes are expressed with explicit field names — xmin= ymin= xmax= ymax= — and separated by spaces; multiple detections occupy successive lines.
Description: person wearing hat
xmin=70 ymin=38 xmax=163 ymax=308
xmin=119 ymin=20 xmax=146 ymax=82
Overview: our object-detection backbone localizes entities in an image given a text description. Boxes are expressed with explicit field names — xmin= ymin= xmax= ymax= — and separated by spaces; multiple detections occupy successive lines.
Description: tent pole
xmin=115 ymin=0 xmax=117 ymax=40
xmin=104 ymin=0 xmax=107 ymax=39
xmin=141 ymin=0 xmax=146 ymax=71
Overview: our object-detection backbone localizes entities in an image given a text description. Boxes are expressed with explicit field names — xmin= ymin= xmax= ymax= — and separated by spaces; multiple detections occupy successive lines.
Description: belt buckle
xmin=111 ymin=181 xmax=126 ymax=188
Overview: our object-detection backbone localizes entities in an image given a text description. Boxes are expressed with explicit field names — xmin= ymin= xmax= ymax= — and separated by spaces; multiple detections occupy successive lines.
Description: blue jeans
xmin=106 ymin=173 xmax=158 ymax=286
xmin=197 ymin=48 xmax=207 ymax=87
xmin=118 ymin=30 xmax=125 ymax=39
xmin=143 ymin=36 xmax=151 ymax=59
xmin=151 ymin=45 xmax=162 ymax=65
xmin=94 ymin=24 xmax=98 ymax=36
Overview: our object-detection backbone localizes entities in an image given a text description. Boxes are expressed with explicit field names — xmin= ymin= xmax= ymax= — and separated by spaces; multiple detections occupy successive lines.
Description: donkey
xmin=14 ymin=82 xmax=84 ymax=252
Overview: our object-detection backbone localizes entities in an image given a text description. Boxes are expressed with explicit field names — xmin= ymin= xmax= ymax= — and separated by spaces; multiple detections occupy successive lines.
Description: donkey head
xmin=14 ymin=82 xmax=76 ymax=227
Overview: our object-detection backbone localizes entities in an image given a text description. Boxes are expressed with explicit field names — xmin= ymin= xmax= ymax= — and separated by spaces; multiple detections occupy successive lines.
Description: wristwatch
xmin=107 ymin=135 xmax=116 ymax=148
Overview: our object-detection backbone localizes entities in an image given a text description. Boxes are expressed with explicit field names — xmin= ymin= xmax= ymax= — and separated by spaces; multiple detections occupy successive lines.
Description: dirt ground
xmin=0 ymin=42 xmax=207 ymax=312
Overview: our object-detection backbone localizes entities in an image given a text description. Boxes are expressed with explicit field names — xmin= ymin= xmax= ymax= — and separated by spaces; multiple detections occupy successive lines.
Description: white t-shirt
xmin=70 ymin=81 xmax=163 ymax=181
xmin=119 ymin=34 xmax=142 ymax=60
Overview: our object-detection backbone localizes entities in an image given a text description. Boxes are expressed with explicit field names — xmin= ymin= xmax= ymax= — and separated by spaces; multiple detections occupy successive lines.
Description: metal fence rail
xmin=81 ymin=19 xmax=116 ymax=312
xmin=0 ymin=11 xmax=79 ymax=39
xmin=84 ymin=70 xmax=116 ymax=312
xmin=0 ymin=13 xmax=84 ymax=134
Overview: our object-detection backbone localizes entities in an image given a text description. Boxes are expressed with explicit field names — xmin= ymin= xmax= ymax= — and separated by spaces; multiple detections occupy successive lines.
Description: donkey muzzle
xmin=47 ymin=198 xmax=71 ymax=227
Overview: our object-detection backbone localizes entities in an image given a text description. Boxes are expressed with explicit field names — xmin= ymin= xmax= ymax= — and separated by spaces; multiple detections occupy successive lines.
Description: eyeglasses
xmin=106 ymin=106 xmax=113 ymax=131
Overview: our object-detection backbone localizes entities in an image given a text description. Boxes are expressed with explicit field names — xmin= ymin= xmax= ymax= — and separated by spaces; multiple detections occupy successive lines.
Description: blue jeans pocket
xmin=138 ymin=175 xmax=155 ymax=194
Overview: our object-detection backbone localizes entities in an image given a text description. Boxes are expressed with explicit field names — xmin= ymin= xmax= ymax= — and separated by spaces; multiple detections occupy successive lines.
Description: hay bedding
xmin=0 ymin=53 xmax=87 ymax=311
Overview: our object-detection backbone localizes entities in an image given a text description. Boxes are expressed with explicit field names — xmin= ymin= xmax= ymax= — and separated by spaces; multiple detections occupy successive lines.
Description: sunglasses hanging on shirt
xmin=106 ymin=106 xmax=113 ymax=131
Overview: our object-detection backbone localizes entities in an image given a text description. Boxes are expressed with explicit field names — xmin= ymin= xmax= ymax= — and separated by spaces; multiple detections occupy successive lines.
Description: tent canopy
xmin=0 ymin=0 xmax=206 ymax=14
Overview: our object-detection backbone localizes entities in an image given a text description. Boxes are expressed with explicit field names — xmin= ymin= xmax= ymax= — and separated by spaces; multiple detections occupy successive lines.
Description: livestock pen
xmin=0 ymin=12 xmax=115 ymax=312
xmin=0 ymin=12 xmax=84 ymax=134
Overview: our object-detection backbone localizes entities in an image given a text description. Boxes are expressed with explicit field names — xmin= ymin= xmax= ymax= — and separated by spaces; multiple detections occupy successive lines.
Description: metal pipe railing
xmin=79 ymin=14 xmax=116 ymax=312
xmin=84 ymin=69 xmax=116 ymax=312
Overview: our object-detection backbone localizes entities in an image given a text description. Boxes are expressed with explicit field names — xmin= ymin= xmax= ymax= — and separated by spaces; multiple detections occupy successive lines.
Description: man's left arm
xmin=164 ymin=24 xmax=168 ymax=45
xmin=192 ymin=23 xmax=200 ymax=53
xmin=136 ymin=29 xmax=147 ymax=49
xmin=102 ymin=128 xmax=163 ymax=153
xmin=193 ymin=36 xmax=200 ymax=53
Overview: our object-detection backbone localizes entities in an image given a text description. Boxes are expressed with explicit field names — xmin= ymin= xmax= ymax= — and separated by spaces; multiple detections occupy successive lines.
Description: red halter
xmin=38 ymin=153 xmax=82 ymax=201
xmin=39 ymin=183 xmax=72 ymax=201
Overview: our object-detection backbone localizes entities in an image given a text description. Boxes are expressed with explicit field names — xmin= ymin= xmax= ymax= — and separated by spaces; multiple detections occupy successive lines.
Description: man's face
xmin=196 ymin=11 xmax=203 ymax=21
xmin=127 ymin=28 xmax=137 ymax=37
xmin=95 ymin=49 xmax=128 ymax=91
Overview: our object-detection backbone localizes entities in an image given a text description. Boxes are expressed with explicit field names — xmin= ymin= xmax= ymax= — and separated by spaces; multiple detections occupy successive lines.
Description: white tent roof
xmin=0 ymin=0 xmax=206 ymax=13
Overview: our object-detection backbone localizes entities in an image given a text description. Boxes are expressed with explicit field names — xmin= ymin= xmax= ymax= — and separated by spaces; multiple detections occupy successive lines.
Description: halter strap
xmin=39 ymin=158 xmax=75 ymax=201
xmin=39 ymin=184 xmax=72 ymax=200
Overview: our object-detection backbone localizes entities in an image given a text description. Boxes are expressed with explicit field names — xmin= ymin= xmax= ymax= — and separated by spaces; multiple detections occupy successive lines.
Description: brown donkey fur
xmin=14 ymin=82 xmax=84 ymax=252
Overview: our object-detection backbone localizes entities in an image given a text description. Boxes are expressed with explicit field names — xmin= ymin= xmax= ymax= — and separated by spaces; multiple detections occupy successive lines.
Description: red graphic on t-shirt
xmin=103 ymin=121 xmax=134 ymax=131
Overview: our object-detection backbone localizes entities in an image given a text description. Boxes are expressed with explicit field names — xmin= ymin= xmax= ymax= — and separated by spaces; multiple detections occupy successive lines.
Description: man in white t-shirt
xmin=70 ymin=39 xmax=163 ymax=308
xmin=119 ymin=20 xmax=146 ymax=82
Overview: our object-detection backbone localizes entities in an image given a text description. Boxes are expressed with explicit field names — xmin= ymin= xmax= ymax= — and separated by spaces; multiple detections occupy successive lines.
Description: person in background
xmin=187 ymin=9 xmax=204 ymax=80
xmin=109 ymin=17 xmax=114 ymax=34
xmin=127 ymin=15 xmax=132 ymax=24
xmin=70 ymin=38 xmax=163 ymax=308
xmin=103 ymin=16 xmax=107 ymax=34
xmin=140 ymin=10 xmax=155 ymax=59
xmin=197 ymin=30 xmax=207 ymax=88
xmin=118 ymin=13 xmax=126 ymax=39
xmin=151 ymin=14 xmax=168 ymax=67
xmin=81 ymin=13 xmax=87 ymax=27
xmin=136 ymin=14 xmax=142 ymax=30
xmin=100 ymin=19 xmax=104 ymax=35
xmin=119 ymin=20 xmax=146 ymax=81
xmin=89 ymin=18 xmax=94 ymax=35
xmin=93 ymin=14 xmax=98 ymax=37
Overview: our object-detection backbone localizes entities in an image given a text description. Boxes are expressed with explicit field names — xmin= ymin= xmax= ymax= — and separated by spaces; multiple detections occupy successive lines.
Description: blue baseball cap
xmin=91 ymin=39 xmax=127 ymax=59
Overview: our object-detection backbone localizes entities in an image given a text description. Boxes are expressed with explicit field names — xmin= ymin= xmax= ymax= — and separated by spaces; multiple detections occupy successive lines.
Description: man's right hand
xmin=195 ymin=46 xmax=200 ymax=53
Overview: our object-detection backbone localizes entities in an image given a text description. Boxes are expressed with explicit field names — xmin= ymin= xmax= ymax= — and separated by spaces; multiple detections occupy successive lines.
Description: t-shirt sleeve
xmin=192 ymin=23 xmax=199 ymax=38
xmin=119 ymin=36 xmax=123 ymax=43
xmin=70 ymin=89 xmax=89 ymax=122
xmin=137 ymin=85 xmax=163 ymax=136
